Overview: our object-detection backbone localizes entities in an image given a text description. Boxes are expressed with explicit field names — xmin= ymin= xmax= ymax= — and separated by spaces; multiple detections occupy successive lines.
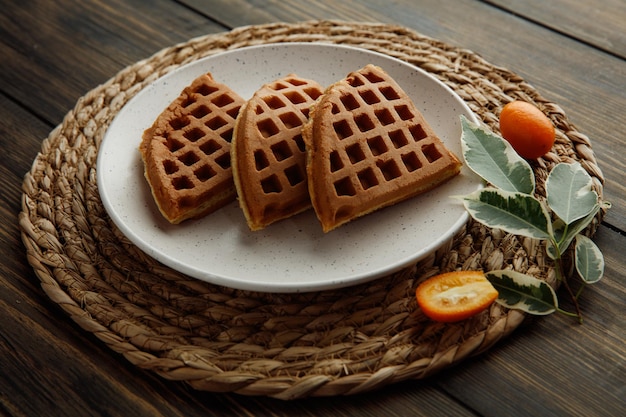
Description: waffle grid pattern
xmin=155 ymin=77 xmax=242 ymax=196
xmin=251 ymin=77 xmax=322 ymax=197
xmin=235 ymin=75 xmax=324 ymax=229
xmin=326 ymin=67 xmax=446 ymax=198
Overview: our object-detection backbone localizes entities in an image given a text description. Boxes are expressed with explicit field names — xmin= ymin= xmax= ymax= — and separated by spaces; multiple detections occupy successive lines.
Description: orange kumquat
xmin=416 ymin=271 xmax=499 ymax=322
xmin=499 ymin=100 xmax=556 ymax=159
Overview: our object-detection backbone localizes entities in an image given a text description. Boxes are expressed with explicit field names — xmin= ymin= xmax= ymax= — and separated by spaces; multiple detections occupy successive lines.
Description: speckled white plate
xmin=97 ymin=43 xmax=482 ymax=293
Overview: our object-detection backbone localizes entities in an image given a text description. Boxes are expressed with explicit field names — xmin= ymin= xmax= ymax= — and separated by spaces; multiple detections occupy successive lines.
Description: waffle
xmin=303 ymin=64 xmax=462 ymax=232
xmin=140 ymin=72 xmax=245 ymax=224
xmin=232 ymin=74 xmax=324 ymax=230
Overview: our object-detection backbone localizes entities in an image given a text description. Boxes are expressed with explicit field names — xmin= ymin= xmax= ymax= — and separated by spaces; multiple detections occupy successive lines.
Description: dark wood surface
xmin=1 ymin=1 xmax=624 ymax=416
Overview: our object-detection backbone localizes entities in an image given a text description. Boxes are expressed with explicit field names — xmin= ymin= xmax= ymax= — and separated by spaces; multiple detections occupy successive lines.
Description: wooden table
xmin=1 ymin=1 xmax=624 ymax=416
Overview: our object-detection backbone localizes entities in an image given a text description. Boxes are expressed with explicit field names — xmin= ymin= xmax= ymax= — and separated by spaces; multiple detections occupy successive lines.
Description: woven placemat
xmin=19 ymin=21 xmax=605 ymax=399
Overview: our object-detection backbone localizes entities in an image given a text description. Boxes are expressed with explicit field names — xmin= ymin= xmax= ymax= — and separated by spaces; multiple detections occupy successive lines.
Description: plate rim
xmin=96 ymin=42 xmax=481 ymax=293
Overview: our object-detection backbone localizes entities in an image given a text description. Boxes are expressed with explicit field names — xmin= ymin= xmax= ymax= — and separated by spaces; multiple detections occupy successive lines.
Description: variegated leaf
xmin=461 ymin=188 xmax=552 ymax=240
xmin=486 ymin=270 xmax=558 ymax=315
xmin=460 ymin=115 xmax=535 ymax=194
xmin=575 ymin=234 xmax=604 ymax=284
xmin=548 ymin=203 xmax=601 ymax=259
xmin=546 ymin=162 xmax=598 ymax=224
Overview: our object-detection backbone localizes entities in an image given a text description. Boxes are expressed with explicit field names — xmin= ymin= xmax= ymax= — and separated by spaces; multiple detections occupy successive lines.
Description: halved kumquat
xmin=416 ymin=271 xmax=499 ymax=322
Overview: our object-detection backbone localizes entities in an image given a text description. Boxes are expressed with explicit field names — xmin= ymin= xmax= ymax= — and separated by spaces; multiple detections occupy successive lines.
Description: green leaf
xmin=486 ymin=270 xmax=558 ymax=315
xmin=460 ymin=115 xmax=535 ymax=194
xmin=575 ymin=235 xmax=604 ymax=284
xmin=548 ymin=203 xmax=601 ymax=259
xmin=461 ymin=188 xmax=552 ymax=240
xmin=546 ymin=162 xmax=598 ymax=224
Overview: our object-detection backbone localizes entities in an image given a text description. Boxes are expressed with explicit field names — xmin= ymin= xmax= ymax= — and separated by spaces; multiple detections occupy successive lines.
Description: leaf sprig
xmin=457 ymin=116 xmax=610 ymax=323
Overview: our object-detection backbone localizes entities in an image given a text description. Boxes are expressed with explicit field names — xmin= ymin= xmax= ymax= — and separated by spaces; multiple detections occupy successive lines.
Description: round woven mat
xmin=20 ymin=21 xmax=605 ymax=399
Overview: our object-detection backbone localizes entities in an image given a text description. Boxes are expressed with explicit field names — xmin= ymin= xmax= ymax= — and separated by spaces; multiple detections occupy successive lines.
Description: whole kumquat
xmin=415 ymin=271 xmax=499 ymax=322
xmin=499 ymin=100 xmax=556 ymax=159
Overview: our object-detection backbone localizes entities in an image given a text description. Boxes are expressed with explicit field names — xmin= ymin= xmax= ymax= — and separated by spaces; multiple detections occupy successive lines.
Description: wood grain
xmin=1 ymin=0 xmax=624 ymax=416
xmin=486 ymin=0 xmax=626 ymax=58
xmin=0 ymin=0 xmax=220 ymax=123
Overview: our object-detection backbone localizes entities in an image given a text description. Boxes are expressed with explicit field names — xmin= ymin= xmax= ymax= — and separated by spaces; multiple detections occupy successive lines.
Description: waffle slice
xmin=140 ymin=72 xmax=245 ymax=224
xmin=232 ymin=74 xmax=324 ymax=230
xmin=303 ymin=64 xmax=462 ymax=232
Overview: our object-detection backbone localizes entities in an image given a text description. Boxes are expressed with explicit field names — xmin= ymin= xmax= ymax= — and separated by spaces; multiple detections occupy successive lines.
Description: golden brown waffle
xmin=232 ymin=74 xmax=323 ymax=230
xmin=303 ymin=64 xmax=462 ymax=232
xmin=140 ymin=72 xmax=245 ymax=224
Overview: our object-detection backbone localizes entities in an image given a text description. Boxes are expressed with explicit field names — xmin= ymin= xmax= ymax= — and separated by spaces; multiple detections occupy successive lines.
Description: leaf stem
xmin=575 ymin=282 xmax=587 ymax=300
xmin=551 ymin=239 xmax=584 ymax=324
xmin=556 ymin=308 xmax=580 ymax=318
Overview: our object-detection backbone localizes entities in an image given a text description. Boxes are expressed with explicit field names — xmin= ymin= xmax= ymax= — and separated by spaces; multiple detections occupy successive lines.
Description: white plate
xmin=97 ymin=43 xmax=482 ymax=293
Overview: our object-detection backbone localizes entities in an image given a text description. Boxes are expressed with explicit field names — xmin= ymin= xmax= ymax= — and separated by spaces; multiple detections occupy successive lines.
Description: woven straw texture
xmin=20 ymin=21 xmax=605 ymax=399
